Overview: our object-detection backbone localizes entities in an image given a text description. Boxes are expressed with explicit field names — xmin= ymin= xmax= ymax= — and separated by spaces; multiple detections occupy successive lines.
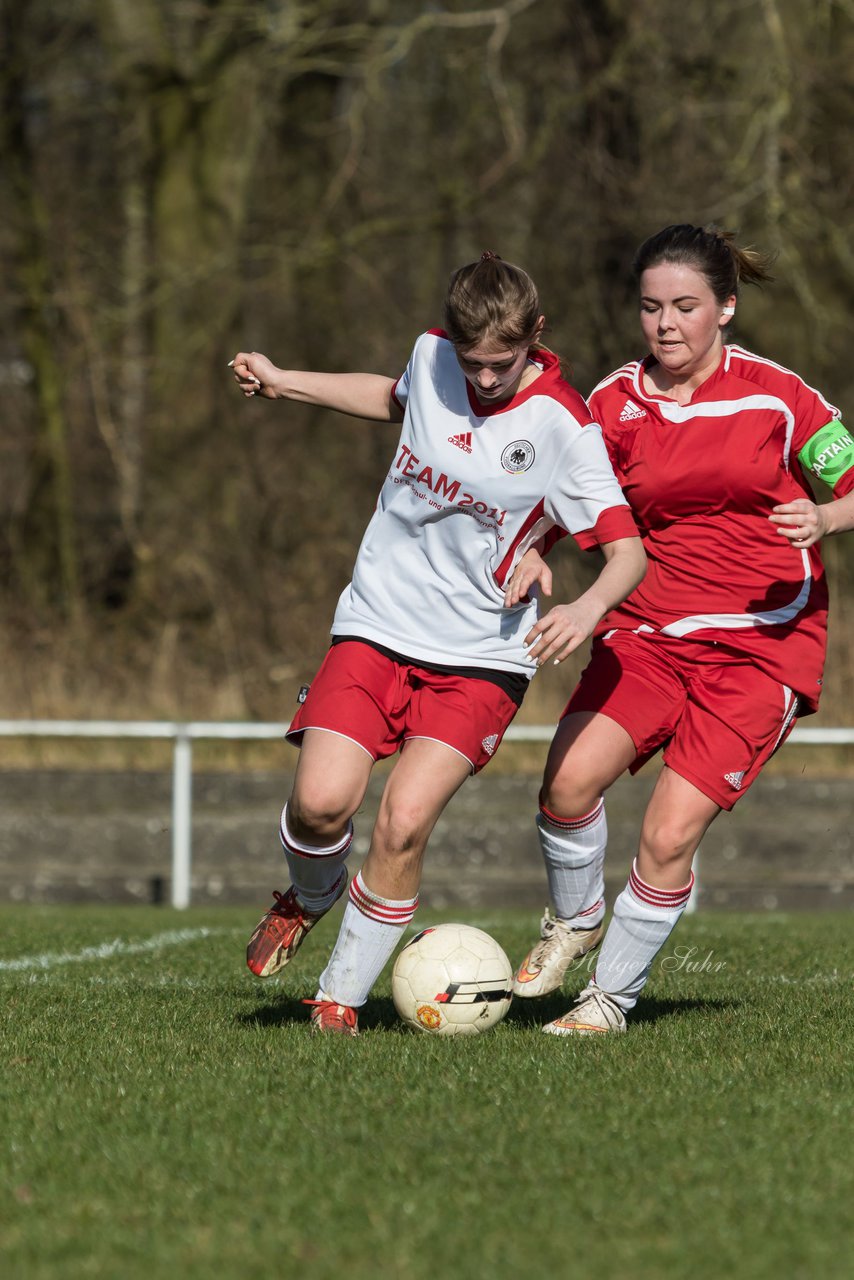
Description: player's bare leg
xmin=544 ymin=768 xmax=719 ymax=1035
xmin=514 ymin=712 xmax=636 ymax=997
xmin=313 ymin=738 xmax=473 ymax=1030
xmin=541 ymin=712 xmax=638 ymax=819
xmin=288 ymin=727 xmax=376 ymax=846
xmin=635 ymin=766 xmax=720 ymax=890
xmin=246 ymin=730 xmax=374 ymax=978
xmin=361 ymin=736 xmax=474 ymax=899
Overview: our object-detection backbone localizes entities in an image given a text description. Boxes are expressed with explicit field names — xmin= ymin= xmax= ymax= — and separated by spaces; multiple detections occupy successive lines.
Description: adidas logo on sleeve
xmin=618 ymin=399 xmax=647 ymax=421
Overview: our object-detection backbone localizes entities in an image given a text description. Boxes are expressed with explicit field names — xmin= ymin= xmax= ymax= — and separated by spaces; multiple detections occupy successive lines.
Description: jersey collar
xmin=635 ymin=347 xmax=729 ymax=406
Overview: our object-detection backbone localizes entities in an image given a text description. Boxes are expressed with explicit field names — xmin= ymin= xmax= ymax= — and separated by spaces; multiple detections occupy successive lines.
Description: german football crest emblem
xmin=501 ymin=440 xmax=535 ymax=473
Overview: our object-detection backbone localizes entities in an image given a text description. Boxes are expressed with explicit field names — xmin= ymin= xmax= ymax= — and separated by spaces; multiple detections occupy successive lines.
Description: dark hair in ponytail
xmin=444 ymin=251 xmax=542 ymax=351
xmin=632 ymin=224 xmax=775 ymax=303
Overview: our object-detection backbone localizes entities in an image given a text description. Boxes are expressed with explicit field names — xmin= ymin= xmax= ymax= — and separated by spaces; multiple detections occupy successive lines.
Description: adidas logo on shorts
xmin=618 ymin=399 xmax=647 ymax=421
xmin=724 ymin=770 xmax=745 ymax=790
xmin=481 ymin=733 xmax=498 ymax=756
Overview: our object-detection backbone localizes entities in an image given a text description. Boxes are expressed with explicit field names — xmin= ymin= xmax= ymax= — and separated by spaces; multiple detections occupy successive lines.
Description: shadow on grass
xmin=631 ymin=994 xmax=741 ymax=1027
xmin=239 ymin=993 xmax=741 ymax=1035
xmin=237 ymin=998 xmax=311 ymax=1030
xmin=506 ymin=992 xmax=741 ymax=1030
xmin=236 ymin=994 xmax=402 ymax=1032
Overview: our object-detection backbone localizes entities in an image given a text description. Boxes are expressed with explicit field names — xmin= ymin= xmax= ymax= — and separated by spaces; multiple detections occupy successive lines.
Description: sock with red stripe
xmin=280 ymin=804 xmax=352 ymax=913
xmin=536 ymin=798 xmax=607 ymax=928
xmin=317 ymin=870 xmax=418 ymax=1008
xmin=591 ymin=859 xmax=694 ymax=1011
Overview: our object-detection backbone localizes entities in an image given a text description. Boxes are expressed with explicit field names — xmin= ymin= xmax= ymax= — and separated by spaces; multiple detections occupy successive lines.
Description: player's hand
xmin=229 ymin=351 xmax=280 ymax=399
xmin=504 ymin=547 xmax=552 ymax=607
xmin=768 ymin=499 xmax=828 ymax=548
xmin=523 ymin=600 xmax=600 ymax=666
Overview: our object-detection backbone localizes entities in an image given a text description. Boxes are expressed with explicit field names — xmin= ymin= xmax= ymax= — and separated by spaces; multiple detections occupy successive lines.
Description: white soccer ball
xmin=391 ymin=923 xmax=513 ymax=1036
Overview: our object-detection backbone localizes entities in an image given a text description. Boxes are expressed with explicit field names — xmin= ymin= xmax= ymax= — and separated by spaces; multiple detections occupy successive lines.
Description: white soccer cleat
xmin=512 ymin=910 xmax=604 ymax=998
xmin=542 ymin=984 xmax=626 ymax=1036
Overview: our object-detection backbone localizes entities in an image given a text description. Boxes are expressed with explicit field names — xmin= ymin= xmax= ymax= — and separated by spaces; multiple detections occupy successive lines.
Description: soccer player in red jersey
xmin=509 ymin=224 xmax=854 ymax=1034
xmin=230 ymin=253 xmax=645 ymax=1033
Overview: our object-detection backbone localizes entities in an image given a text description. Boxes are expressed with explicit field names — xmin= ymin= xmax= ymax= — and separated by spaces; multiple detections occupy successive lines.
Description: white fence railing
xmin=0 ymin=720 xmax=851 ymax=910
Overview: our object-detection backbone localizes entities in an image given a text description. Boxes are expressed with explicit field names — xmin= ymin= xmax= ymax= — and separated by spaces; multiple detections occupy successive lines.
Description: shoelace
xmin=303 ymin=999 xmax=357 ymax=1029
xmin=530 ymin=910 xmax=581 ymax=960
xmin=267 ymin=888 xmax=316 ymax=923
xmin=268 ymin=888 xmax=292 ymax=915
xmin=540 ymin=910 xmax=558 ymax=937
xmin=573 ymin=987 xmax=621 ymax=1027
xmin=267 ymin=874 xmax=346 ymax=921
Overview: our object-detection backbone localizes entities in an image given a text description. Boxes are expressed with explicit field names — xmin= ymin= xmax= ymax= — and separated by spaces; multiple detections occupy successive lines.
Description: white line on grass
xmin=0 ymin=927 xmax=226 ymax=973
xmin=746 ymin=970 xmax=854 ymax=985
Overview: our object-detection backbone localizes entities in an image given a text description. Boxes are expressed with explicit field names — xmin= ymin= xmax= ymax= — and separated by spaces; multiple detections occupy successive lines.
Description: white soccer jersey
xmin=330 ymin=329 xmax=637 ymax=675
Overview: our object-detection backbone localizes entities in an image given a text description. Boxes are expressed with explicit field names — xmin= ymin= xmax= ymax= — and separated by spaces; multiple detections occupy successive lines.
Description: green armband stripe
xmin=798 ymin=420 xmax=854 ymax=488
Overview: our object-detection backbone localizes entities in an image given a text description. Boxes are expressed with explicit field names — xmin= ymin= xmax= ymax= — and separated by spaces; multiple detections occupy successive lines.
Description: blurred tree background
xmin=1 ymin=0 xmax=852 ymax=726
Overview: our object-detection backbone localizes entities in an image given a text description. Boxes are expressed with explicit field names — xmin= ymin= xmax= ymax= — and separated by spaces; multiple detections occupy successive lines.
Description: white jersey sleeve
xmin=546 ymin=421 xmax=637 ymax=550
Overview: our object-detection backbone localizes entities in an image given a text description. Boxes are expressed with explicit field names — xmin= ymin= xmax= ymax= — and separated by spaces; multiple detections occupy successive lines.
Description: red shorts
xmin=565 ymin=630 xmax=799 ymax=809
xmin=287 ymin=641 xmax=521 ymax=773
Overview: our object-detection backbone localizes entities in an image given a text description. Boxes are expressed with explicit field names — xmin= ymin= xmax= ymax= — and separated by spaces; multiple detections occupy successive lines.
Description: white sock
xmin=537 ymin=798 xmax=606 ymax=928
xmin=318 ymin=870 xmax=418 ymax=1008
xmin=280 ymin=803 xmax=352 ymax=913
xmin=591 ymin=859 xmax=694 ymax=1011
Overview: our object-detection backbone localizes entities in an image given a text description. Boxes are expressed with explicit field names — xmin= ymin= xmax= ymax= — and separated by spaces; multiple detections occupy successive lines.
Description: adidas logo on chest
xmin=448 ymin=431 xmax=473 ymax=453
xmin=618 ymin=399 xmax=647 ymax=422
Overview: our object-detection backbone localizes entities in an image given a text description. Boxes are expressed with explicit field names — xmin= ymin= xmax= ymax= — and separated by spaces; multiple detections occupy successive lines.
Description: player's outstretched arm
xmin=523 ymin=536 xmax=646 ymax=667
xmin=230 ymin=350 xmax=404 ymax=422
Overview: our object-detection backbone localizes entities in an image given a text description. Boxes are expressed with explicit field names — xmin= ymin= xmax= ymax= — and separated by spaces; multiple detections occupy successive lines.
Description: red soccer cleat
xmin=246 ymin=875 xmax=347 ymax=978
xmin=304 ymin=998 xmax=359 ymax=1036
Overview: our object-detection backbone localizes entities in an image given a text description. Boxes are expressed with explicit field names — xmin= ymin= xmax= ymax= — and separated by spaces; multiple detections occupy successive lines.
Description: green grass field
xmin=2 ymin=905 xmax=853 ymax=1280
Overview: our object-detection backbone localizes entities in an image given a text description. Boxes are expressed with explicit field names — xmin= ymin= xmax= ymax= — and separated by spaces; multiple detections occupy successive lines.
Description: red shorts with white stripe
xmin=287 ymin=641 xmax=520 ymax=773
xmin=564 ymin=629 xmax=799 ymax=809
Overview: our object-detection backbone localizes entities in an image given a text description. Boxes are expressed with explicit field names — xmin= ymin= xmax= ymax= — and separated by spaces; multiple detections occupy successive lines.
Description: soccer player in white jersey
xmin=230 ymin=252 xmax=646 ymax=1034
xmin=509 ymin=224 xmax=854 ymax=1035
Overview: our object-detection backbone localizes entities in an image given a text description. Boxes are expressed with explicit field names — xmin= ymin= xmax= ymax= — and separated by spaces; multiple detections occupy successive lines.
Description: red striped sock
xmin=280 ymin=803 xmax=353 ymax=910
xmin=348 ymin=870 xmax=418 ymax=925
xmin=536 ymin=797 xmax=607 ymax=928
xmin=318 ymin=871 xmax=418 ymax=1007
xmin=628 ymin=860 xmax=694 ymax=910
xmin=592 ymin=858 xmax=694 ymax=1011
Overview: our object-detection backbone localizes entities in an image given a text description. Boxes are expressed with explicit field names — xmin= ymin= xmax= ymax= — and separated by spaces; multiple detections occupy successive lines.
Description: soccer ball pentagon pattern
xmin=391 ymin=923 xmax=513 ymax=1036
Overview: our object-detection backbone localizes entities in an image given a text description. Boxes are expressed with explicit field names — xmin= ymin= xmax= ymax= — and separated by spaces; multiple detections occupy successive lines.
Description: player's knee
xmin=639 ymin=817 xmax=701 ymax=870
xmin=539 ymin=773 xmax=600 ymax=821
xmin=288 ymin=787 xmax=354 ymax=841
xmin=373 ymin=803 xmax=428 ymax=861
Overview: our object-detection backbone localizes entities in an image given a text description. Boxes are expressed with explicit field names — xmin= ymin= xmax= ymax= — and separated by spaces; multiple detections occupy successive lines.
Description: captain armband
xmin=797 ymin=420 xmax=854 ymax=489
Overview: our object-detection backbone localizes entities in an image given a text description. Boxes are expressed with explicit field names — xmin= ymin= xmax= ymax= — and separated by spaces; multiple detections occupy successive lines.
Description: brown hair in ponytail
xmin=632 ymin=224 xmax=775 ymax=304
xmin=444 ymin=252 xmax=543 ymax=352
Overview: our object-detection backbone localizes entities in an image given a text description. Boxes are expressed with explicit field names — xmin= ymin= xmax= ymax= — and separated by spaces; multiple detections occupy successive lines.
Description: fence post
xmin=171 ymin=728 xmax=193 ymax=909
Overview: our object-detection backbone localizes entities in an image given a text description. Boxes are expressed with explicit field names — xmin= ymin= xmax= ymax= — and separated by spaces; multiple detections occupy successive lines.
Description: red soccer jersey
xmin=588 ymin=345 xmax=853 ymax=712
